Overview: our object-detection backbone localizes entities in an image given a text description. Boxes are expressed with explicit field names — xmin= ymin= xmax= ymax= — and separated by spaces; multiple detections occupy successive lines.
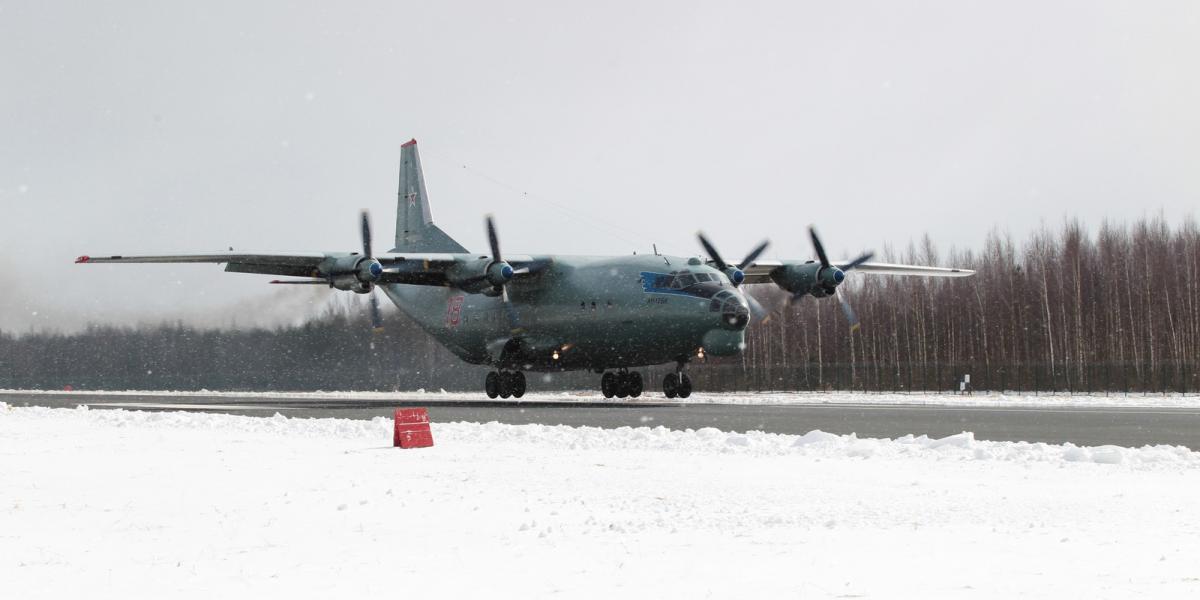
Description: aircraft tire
xmin=662 ymin=374 xmax=678 ymax=398
xmin=498 ymin=372 xmax=512 ymax=399
xmin=512 ymin=372 xmax=527 ymax=398
xmin=629 ymin=372 xmax=643 ymax=398
xmin=485 ymin=372 xmax=500 ymax=398
xmin=614 ymin=372 xmax=629 ymax=398
xmin=601 ymin=372 xmax=616 ymax=398
xmin=677 ymin=374 xmax=693 ymax=399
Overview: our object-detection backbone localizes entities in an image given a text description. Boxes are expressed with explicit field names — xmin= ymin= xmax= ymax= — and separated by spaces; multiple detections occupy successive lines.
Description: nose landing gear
xmin=600 ymin=370 xmax=643 ymax=399
xmin=485 ymin=370 xmax=526 ymax=399
xmin=662 ymin=373 xmax=692 ymax=398
xmin=663 ymin=359 xmax=692 ymax=398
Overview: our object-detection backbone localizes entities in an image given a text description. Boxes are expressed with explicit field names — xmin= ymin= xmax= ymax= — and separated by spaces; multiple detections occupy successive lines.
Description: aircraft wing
xmin=839 ymin=262 xmax=975 ymax=277
xmin=76 ymin=252 xmax=331 ymax=278
xmin=736 ymin=259 xmax=974 ymax=284
xmin=75 ymin=251 xmax=546 ymax=286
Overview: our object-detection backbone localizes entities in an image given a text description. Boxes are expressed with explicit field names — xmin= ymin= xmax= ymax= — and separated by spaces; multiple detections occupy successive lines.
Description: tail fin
xmin=394 ymin=139 xmax=469 ymax=253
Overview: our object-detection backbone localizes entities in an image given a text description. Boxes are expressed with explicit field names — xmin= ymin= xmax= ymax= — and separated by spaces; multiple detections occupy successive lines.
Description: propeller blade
xmin=500 ymin=286 xmax=522 ymax=333
xmin=840 ymin=251 xmax=875 ymax=271
xmin=360 ymin=210 xmax=373 ymax=259
xmin=745 ymin=292 xmax=768 ymax=323
xmin=486 ymin=215 xmax=502 ymax=264
xmin=761 ymin=291 xmax=804 ymax=323
xmin=269 ymin=279 xmax=327 ymax=285
xmin=738 ymin=240 xmax=770 ymax=270
xmin=836 ymin=289 xmax=860 ymax=332
xmin=368 ymin=290 xmax=384 ymax=332
xmin=697 ymin=232 xmax=727 ymax=271
xmin=809 ymin=226 xmax=831 ymax=269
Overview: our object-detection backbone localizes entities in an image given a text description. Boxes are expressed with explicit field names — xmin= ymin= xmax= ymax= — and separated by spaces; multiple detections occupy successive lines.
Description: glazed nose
xmin=720 ymin=302 xmax=750 ymax=331
xmin=724 ymin=311 xmax=749 ymax=330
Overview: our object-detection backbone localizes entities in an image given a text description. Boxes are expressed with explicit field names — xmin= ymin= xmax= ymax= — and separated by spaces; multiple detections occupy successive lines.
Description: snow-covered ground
xmin=2 ymin=403 xmax=1198 ymax=599
xmin=4 ymin=387 xmax=1200 ymax=409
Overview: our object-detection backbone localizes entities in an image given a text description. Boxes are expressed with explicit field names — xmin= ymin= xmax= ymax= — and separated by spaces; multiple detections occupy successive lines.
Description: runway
xmin=6 ymin=391 xmax=1199 ymax=449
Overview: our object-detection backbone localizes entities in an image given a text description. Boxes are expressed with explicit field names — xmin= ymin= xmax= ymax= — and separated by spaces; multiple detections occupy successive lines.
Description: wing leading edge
xmin=735 ymin=259 xmax=974 ymax=284
xmin=75 ymin=252 xmax=544 ymax=286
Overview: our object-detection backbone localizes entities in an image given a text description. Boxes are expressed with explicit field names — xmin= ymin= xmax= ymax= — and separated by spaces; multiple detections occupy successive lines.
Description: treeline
xmin=720 ymin=215 xmax=1200 ymax=394
xmin=1 ymin=216 xmax=1197 ymax=393
xmin=0 ymin=304 xmax=499 ymax=392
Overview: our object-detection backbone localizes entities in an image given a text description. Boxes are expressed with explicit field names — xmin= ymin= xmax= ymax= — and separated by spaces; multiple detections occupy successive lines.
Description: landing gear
xmin=600 ymin=370 xmax=643 ymax=399
xmin=663 ymin=360 xmax=692 ymax=398
xmin=485 ymin=371 xmax=526 ymax=399
xmin=662 ymin=373 xmax=692 ymax=398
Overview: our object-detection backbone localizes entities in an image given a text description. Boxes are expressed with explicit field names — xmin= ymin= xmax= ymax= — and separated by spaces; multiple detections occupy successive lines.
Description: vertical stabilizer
xmin=394 ymin=139 xmax=468 ymax=253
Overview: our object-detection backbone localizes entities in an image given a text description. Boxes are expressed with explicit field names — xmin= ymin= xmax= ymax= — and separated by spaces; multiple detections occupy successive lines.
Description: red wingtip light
xmin=401 ymin=138 xmax=418 ymax=147
xmin=75 ymin=255 xmax=90 ymax=264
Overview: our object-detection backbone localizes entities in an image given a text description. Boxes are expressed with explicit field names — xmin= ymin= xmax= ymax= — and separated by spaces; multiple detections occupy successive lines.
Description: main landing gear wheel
xmin=510 ymin=371 xmax=527 ymax=398
xmin=600 ymin=371 xmax=643 ymax=399
xmin=663 ymin=373 xmax=692 ymax=399
xmin=486 ymin=371 xmax=526 ymax=399
xmin=626 ymin=371 xmax=643 ymax=398
xmin=485 ymin=372 xmax=500 ymax=398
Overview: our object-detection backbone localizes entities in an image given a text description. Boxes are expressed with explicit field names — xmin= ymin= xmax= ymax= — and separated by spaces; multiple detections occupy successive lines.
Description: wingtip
xmin=401 ymin=138 xmax=418 ymax=147
xmin=74 ymin=255 xmax=90 ymax=264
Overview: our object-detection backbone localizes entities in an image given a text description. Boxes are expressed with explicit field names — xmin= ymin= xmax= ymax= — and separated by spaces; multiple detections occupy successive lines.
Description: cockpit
xmin=639 ymin=268 xmax=749 ymax=329
xmin=646 ymin=270 xmax=727 ymax=290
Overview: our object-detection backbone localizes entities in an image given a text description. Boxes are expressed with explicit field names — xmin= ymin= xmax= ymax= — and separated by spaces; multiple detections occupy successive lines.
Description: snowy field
xmin=5 ymin=387 xmax=1200 ymax=409
xmin=2 ymin=403 xmax=1199 ymax=599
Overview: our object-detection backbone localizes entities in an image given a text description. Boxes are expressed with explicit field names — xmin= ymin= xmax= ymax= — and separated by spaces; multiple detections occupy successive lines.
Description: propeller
xmin=806 ymin=226 xmax=873 ymax=331
xmin=360 ymin=210 xmax=384 ymax=332
xmin=697 ymin=232 xmax=769 ymax=287
xmin=485 ymin=215 xmax=521 ymax=333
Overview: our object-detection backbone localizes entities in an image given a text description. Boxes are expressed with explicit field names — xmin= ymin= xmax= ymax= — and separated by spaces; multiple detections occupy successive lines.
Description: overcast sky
xmin=2 ymin=1 xmax=1198 ymax=332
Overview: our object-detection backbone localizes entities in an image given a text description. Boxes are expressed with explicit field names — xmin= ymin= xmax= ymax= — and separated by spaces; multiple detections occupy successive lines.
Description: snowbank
xmin=2 ymin=404 xmax=1198 ymax=599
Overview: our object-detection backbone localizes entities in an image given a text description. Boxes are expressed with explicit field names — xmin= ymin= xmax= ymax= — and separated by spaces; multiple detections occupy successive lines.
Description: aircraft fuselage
xmin=381 ymin=253 xmax=750 ymax=372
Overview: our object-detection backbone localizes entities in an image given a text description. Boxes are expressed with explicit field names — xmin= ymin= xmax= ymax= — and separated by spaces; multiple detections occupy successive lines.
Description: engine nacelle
xmin=447 ymin=258 xmax=514 ymax=294
xmin=770 ymin=262 xmax=840 ymax=298
xmin=324 ymin=255 xmax=382 ymax=294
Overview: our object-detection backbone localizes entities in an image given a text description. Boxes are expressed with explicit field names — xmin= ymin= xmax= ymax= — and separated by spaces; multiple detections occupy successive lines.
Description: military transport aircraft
xmin=77 ymin=139 xmax=973 ymax=399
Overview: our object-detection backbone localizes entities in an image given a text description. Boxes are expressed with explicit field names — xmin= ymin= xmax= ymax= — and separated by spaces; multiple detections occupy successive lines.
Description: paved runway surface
xmin=6 ymin=391 xmax=1199 ymax=448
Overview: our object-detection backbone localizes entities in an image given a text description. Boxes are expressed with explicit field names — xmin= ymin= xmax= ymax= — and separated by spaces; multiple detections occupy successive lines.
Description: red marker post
xmin=393 ymin=408 xmax=434 ymax=449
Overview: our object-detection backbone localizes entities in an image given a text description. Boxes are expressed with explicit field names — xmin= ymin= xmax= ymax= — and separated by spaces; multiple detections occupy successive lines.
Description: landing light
xmin=552 ymin=350 xmax=560 ymax=360
xmin=697 ymin=347 xmax=706 ymax=359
